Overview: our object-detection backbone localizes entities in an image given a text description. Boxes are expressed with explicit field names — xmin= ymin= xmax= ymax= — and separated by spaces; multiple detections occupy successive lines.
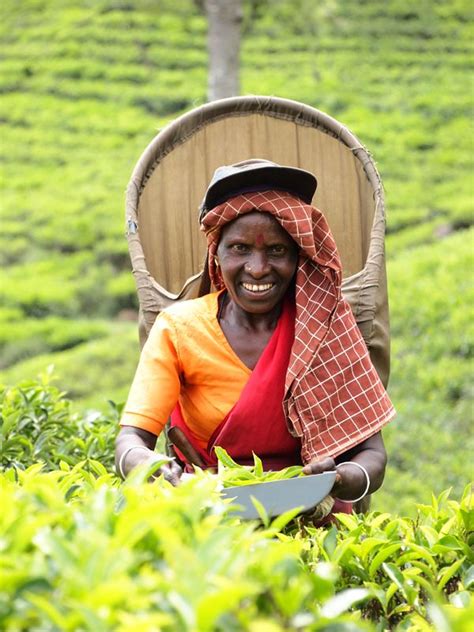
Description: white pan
xmin=221 ymin=471 xmax=337 ymax=520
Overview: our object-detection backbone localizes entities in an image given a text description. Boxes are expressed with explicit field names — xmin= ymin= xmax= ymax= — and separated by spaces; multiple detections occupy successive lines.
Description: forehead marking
xmin=255 ymin=233 xmax=265 ymax=246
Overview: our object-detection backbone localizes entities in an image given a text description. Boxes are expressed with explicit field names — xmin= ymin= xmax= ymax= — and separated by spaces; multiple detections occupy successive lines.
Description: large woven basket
xmin=125 ymin=96 xmax=390 ymax=385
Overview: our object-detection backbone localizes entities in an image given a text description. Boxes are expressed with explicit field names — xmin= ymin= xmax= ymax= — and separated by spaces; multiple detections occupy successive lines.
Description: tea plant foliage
xmin=1 ymin=376 xmax=473 ymax=629
xmin=1 ymin=460 xmax=473 ymax=631
xmin=0 ymin=369 xmax=117 ymax=472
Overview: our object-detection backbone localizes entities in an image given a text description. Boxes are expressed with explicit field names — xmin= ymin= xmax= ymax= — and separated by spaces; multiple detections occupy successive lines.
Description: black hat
xmin=200 ymin=158 xmax=317 ymax=219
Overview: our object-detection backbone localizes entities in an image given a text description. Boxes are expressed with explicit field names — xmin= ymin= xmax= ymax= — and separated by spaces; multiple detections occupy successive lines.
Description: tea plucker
xmin=115 ymin=159 xmax=396 ymax=516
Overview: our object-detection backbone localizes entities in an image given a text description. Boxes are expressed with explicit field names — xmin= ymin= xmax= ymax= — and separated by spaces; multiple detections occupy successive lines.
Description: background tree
xmin=204 ymin=0 xmax=243 ymax=100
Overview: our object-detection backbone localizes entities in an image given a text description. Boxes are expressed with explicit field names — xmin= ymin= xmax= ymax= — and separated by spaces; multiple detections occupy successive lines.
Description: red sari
xmin=170 ymin=296 xmax=301 ymax=471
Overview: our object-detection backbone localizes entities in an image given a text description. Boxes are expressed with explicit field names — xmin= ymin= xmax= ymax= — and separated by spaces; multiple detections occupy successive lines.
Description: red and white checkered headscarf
xmin=201 ymin=190 xmax=395 ymax=464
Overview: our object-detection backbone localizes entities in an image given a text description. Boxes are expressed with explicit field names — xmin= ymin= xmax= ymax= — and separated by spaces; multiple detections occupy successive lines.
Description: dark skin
xmin=216 ymin=212 xmax=299 ymax=369
xmin=115 ymin=425 xmax=183 ymax=485
xmin=115 ymin=211 xmax=387 ymax=502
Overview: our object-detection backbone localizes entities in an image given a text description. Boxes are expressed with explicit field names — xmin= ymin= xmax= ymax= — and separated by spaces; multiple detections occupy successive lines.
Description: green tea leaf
xmin=26 ymin=593 xmax=68 ymax=629
xmin=269 ymin=505 xmax=304 ymax=533
xmin=369 ymin=543 xmax=403 ymax=578
xmin=214 ymin=446 xmax=240 ymax=469
xmin=449 ymin=590 xmax=471 ymax=608
xmin=323 ymin=526 xmax=338 ymax=558
xmin=250 ymin=495 xmax=270 ymax=527
xmin=253 ymin=452 xmax=263 ymax=477
xmin=462 ymin=564 xmax=474 ymax=589
xmin=437 ymin=556 xmax=466 ymax=591
xmin=382 ymin=563 xmax=417 ymax=605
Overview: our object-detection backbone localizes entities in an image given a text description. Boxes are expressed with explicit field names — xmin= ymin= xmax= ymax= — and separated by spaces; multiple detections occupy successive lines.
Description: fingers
xmin=161 ymin=461 xmax=183 ymax=487
xmin=302 ymin=456 xmax=336 ymax=476
xmin=331 ymin=471 xmax=343 ymax=495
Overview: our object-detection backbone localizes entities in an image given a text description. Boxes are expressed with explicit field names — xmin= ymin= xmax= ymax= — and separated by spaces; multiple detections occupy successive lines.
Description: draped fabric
xmin=170 ymin=295 xmax=301 ymax=472
xmin=201 ymin=190 xmax=395 ymax=464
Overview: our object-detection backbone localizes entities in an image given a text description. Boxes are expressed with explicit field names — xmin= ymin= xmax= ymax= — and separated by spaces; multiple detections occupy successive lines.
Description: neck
xmin=219 ymin=293 xmax=283 ymax=333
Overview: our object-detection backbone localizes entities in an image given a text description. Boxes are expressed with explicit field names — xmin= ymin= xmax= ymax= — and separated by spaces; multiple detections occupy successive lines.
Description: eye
xmin=268 ymin=244 xmax=287 ymax=256
xmin=230 ymin=243 xmax=249 ymax=253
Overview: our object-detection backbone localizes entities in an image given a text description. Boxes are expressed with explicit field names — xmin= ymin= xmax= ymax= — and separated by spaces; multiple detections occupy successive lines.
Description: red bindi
xmin=255 ymin=233 xmax=264 ymax=246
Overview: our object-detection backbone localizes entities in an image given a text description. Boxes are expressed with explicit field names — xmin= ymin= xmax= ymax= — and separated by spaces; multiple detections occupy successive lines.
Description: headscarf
xmin=201 ymin=190 xmax=395 ymax=464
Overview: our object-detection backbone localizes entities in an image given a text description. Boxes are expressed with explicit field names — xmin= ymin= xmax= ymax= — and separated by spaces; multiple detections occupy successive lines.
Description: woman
xmin=115 ymin=159 xmax=395 ymax=514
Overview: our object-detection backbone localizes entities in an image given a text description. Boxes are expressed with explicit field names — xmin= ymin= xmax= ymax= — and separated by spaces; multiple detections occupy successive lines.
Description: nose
xmin=245 ymin=252 xmax=271 ymax=278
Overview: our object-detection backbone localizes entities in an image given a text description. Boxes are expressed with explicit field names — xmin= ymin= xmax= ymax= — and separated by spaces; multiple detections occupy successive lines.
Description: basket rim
xmin=126 ymin=95 xmax=384 ymax=200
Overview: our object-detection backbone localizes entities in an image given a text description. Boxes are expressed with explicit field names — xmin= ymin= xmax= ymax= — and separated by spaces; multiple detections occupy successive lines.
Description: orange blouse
xmin=120 ymin=292 xmax=251 ymax=449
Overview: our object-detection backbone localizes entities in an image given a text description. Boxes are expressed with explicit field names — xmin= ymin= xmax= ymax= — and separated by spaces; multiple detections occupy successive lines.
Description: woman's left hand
xmin=302 ymin=456 xmax=338 ymax=478
xmin=302 ymin=431 xmax=387 ymax=501
xmin=302 ymin=456 xmax=362 ymax=499
xmin=302 ymin=456 xmax=343 ymax=491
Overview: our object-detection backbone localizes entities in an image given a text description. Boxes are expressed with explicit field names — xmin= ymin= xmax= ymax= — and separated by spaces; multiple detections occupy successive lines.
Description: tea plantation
xmin=0 ymin=0 xmax=473 ymax=628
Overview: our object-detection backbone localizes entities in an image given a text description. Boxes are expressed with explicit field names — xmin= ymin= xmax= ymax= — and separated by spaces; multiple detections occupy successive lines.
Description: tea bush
xmin=0 ymin=370 xmax=118 ymax=471
xmin=1 ymin=374 xmax=472 ymax=629
xmin=0 ymin=315 xmax=111 ymax=369
xmin=375 ymin=229 xmax=474 ymax=514
xmin=305 ymin=488 xmax=474 ymax=628
xmin=1 ymin=461 xmax=472 ymax=631
xmin=0 ymin=326 xmax=138 ymax=412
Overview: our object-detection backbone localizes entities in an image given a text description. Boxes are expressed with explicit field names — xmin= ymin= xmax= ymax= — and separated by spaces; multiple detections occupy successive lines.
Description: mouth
xmin=241 ymin=282 xmax=275 ymax=294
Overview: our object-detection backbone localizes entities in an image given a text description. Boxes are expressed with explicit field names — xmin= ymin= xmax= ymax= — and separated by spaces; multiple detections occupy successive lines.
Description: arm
xmin=302 ymin=431 xmax=387 ymax=502
xmin=116 ymin=311 xmax=184 ymax=484
xmin=115 ymin=425 xmax=182 ymax=485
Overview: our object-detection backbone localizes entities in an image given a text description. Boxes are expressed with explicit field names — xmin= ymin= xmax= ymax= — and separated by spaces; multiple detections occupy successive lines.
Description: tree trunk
xmin=205 ymin=0 xmax=243 ymax=101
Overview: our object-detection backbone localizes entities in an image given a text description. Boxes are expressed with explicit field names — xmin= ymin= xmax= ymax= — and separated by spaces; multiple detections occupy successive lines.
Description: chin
xmin=238 ymin=297 xmax=282 ymax=314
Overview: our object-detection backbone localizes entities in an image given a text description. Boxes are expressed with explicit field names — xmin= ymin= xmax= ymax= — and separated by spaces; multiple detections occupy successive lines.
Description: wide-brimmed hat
xmin=199 ymin=158 xmax=317 ymax=219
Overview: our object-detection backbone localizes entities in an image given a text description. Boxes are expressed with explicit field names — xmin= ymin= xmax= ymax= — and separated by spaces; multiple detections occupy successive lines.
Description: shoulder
xmin=144 ymin=292 xmax=219 ymax=356
xmin=158 ymin=292 xmax=220 ymax=330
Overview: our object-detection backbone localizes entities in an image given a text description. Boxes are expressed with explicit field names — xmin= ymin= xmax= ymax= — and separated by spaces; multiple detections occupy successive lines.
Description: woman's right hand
xmin=126 ymin=446 xmax=183 ymax=485
xmin=153 ymin=455 xmax=183 ymax=485
xmin=115 ymin=427 xmax=183 ymax=486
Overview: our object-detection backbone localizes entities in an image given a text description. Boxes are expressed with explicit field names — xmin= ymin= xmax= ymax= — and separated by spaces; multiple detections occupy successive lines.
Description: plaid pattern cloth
xmin=201 ymin=190 xmax=395 ymax=464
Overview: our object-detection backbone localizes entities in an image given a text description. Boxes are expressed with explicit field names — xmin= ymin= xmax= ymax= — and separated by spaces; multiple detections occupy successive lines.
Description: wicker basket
xmin=125 ymin=96 xmax=390 ymax=385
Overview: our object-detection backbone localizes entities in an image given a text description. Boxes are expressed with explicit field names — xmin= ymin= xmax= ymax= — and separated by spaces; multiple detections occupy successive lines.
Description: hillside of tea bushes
xmin=0 ymin=0 xmax=473 ymax=514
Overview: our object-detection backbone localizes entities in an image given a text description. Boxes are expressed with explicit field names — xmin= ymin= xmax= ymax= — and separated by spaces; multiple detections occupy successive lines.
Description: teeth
xmin=242 ymin=283 xmax=274 ymax=293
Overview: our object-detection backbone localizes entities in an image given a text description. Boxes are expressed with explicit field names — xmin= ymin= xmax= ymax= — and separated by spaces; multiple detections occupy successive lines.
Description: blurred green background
xmin=1 ymin=0 xmax=472 ymax=514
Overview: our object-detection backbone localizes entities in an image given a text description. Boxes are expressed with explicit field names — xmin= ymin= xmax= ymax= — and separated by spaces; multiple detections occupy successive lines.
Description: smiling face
xmin=216 ymin=211 xmax=298 ymax=315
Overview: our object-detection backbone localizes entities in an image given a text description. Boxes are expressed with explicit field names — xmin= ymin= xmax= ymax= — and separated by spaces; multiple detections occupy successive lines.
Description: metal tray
xmin=221 ymin=471 xmax=337 ymax=520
